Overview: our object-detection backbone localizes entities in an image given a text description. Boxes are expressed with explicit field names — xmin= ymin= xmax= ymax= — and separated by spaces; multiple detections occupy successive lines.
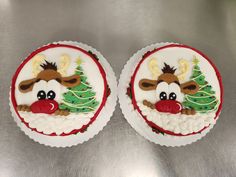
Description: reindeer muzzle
xmin=155 ymin=100 xmax=182 ymax=114
xmin=30 ymin=99 xmax=59 ymax=114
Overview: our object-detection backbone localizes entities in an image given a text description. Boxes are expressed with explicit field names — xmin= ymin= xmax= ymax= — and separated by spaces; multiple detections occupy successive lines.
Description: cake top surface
xmin=11 ymin=43 xmax=108 ymax=136
xmin=130 ymin=44 xmax=222 ymax=136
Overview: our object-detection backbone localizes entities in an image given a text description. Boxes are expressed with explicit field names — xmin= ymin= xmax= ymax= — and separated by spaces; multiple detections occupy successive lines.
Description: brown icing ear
xmin=180 ymin=80 xmax=199 ymax=94
xmin=61 ymin=74 xmax=81 ymax=87
xmin=18 ymin=78 xmax=38 ymax=93
xmin=139 ymin=79 xmax=157 ymax=91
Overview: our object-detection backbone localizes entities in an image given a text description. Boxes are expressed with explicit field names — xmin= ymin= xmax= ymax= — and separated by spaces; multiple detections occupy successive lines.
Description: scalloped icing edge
xmin=9 ymin=41 xmax=117 ymax=147
xmin=118 ymin=42 xmax=219 ymax=147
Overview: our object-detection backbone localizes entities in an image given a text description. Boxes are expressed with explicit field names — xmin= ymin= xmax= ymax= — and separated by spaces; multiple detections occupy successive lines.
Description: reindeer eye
xmin=169 ymin=92 xmax=177 ymax=100
xmin=159 ymin=92 xmax=167 ymax=100
xmin=37 ymin=90 xmax=46 ymax=100
xmin=47 ymin=90 xmax=56 ymax=100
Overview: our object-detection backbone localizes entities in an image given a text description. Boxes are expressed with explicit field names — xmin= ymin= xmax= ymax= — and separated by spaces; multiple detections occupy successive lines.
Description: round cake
xmin=10 ymin=41 xmax=117 ymax=147
xmin=119 ymin=43 xmax=223 ymax=146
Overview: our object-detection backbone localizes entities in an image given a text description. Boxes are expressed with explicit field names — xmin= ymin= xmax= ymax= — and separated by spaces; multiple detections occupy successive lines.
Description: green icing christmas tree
xmin=59 ymin=58 xmax=99 ymax=113
xmin=182 ymin=57 xmax=219 ymax=113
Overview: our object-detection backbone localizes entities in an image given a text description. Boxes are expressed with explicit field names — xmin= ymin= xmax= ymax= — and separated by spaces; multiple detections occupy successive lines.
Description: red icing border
xmin=131 ymin=44 xmax=223 ymax=136
xmin=11 ymin=43 xmax=108 ymax=136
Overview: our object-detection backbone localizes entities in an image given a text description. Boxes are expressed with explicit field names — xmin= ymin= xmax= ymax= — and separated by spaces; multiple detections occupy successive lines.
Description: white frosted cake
xmin=10 ymin=41 xmax=117 ymax=147
xmin=119 ymin=43 xmax=223 ymax=146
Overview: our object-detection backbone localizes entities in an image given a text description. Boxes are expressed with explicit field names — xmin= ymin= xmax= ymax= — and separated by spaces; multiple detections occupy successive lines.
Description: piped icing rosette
xmin=137 ymin=102 xmax=215 ymax=135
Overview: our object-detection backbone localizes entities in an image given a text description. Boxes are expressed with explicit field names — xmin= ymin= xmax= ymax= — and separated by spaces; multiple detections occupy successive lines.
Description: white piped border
xmin=9 ymin=41 xmax=117 ymax=147
xmin=118 ymin=42 xmax=218 ymax=147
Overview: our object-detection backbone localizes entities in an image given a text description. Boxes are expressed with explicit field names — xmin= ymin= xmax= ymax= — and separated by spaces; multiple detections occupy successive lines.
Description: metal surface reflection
xmin=0 ymin=0 xmax=236 ymax=177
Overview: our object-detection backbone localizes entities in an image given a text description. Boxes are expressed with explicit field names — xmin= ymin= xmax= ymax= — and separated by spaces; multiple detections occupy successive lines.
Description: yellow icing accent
xmin=148 ymin=58 xmax=160 ymax=79
xmin=58 ymin=54 xmax=71 ymax=76
xmin=76 ymin=57 xmax=83 ymax=66
xmin=177 ymin=59 xmax=189 ymax=81
xmin=32 ymin=54 xmax=45 ymax=76
xmin=192 ymin=56 xmax=199 ymax=65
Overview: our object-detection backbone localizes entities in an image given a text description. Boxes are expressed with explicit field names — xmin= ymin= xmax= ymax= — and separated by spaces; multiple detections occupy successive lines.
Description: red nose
xmin=155 ymin=100 xmax=182 ymax=114
xmin=30 ymin=99 xmax=59 ymax=114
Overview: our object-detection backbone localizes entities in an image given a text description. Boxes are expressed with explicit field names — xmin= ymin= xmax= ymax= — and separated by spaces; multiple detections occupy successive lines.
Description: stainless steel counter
xmin=0 ymin=0 xmax=236 ymax=177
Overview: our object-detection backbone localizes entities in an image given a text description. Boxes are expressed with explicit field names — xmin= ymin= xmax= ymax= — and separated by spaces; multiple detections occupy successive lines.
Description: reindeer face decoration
xmin=139 ymin=58 xmax=199 ymax=115
xmin=17 ymin=54 xmax=81 ymax=116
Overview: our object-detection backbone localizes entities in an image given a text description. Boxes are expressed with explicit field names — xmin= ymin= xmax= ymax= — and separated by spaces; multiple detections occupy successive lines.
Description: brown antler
xmin=181 ymin=108 xmax=196 ymax=115
xmin=17 ymin=105 xmax=31 ymax=112
xmin=54 ymin=109 xmax=70 ymax=116
xmin=143 ymin=100 xmax=155 ymax=109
